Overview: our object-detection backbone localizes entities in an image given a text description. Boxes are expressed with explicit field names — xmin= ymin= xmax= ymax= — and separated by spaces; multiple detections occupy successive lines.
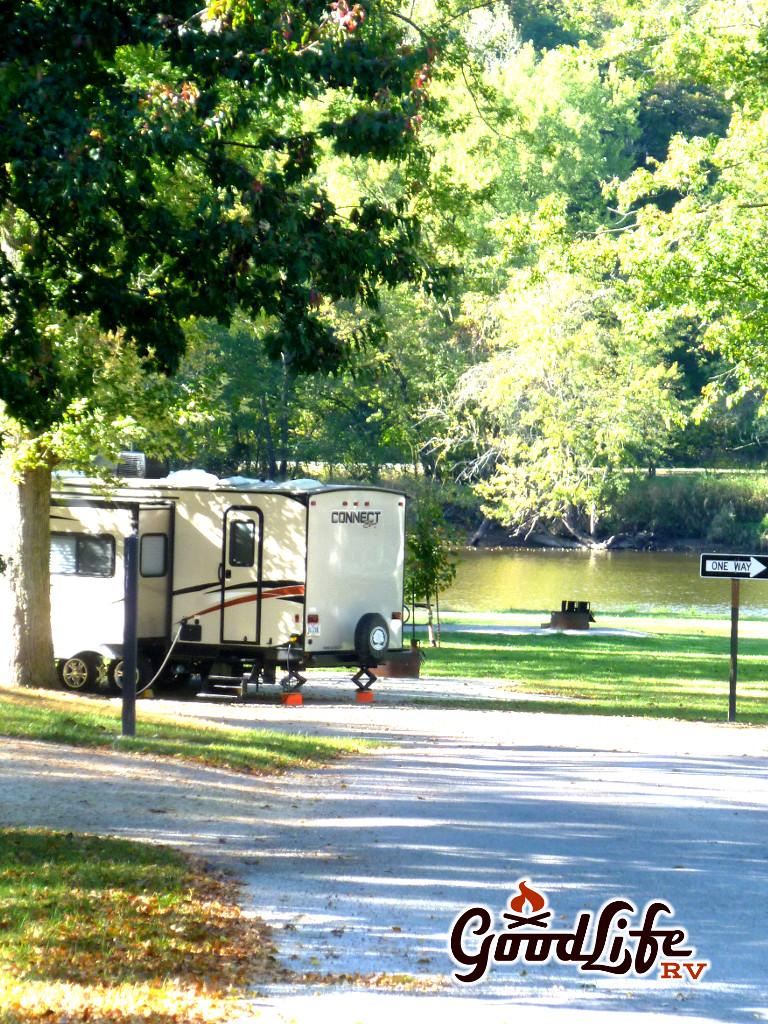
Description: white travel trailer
xmin=49 ymin=471 xmax=406 ymax=695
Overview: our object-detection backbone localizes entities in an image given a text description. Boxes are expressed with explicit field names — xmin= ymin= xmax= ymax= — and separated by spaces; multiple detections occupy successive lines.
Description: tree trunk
xmin=260 ymin=395 xmax=278 ymax=479
xmin=425 ymin=597 xmax=436 ymax=648
xmin=470 ymin=516 xmax=494 ymax=546
xmin=561 ymin=514 xmax=616 ymax=550
xmin=0 ymin=460 xmax=58 ymax=689
xmin=589 ymin=506 xmax=598 ymax=537
xmin=278 ymin=353 xmax=290 ymax=479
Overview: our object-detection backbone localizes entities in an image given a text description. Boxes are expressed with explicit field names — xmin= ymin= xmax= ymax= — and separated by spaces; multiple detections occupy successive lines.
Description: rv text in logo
xmin=448 ymin=880 xmax=709 ymax=985
xmin=331 ymin=510 xmax=381 ymax=527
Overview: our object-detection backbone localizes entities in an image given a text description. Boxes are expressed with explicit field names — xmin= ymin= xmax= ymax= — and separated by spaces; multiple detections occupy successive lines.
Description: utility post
xmin=121 ymin=530 xmax=139 ymax=738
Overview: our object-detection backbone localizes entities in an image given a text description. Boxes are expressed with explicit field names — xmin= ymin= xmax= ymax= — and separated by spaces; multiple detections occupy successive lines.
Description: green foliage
xmin=7 ymin=0 xmax=768 ymax=517
xmin=405 ymin=491 xmax=458 ymax=604
xmin=172 ymin=316 xmax=290 ymax=478
xmin=489 ymin=46 xmax=637 ymax=224
xmin=588 ymin=1 xmax=768 ymax=414
xmin=605 ymin=115 xmax=768 ymax=405
xmin=2 ymin=327 xmax=221 ymax=475
xmin=631 ymin=81 xmax=731 ymax=168
xmin=441 ymin=275 xmax=683 ymax=539
xmin=178 ymin=287 xmax=470 ymax=480
xmin=608 ymin=472 xmax=768 ymax=548
xmin=0 ymin=0 xmax=449 ymax=436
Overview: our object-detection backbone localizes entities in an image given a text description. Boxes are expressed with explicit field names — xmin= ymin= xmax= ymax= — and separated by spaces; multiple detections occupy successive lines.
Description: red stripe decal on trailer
xmin=190 ymin=585 xmax=305 ymax=618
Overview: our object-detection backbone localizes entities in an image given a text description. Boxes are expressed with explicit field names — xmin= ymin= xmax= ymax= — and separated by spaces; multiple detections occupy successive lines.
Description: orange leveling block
xmin=281 ymin=692 xmax=303 ymax=706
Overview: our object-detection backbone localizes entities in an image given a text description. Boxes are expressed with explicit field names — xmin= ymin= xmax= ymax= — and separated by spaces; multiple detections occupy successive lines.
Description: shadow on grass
xmin=0 ymin=687 xmax=367 ymax=772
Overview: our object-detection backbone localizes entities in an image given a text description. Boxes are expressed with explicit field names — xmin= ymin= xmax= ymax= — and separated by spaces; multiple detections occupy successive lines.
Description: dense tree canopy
xmin=438 ymin=275 xmax=683 ymax=540
xmin=0 ymin=0 xmax=449 ymax=434
xmin=597 ymin=1 xmax=768 ymax=408
xmin=157 ymin=0 xmax=768 ymax=507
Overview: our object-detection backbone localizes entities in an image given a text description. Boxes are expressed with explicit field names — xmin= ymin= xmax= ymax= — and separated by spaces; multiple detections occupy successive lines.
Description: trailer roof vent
xmin=116 ymin=452 xmax=147 ymax=478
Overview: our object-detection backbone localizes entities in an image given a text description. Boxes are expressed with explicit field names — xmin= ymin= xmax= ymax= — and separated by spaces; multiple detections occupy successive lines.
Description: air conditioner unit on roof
xmin=116 ymin=452 xmax=147 ymax=477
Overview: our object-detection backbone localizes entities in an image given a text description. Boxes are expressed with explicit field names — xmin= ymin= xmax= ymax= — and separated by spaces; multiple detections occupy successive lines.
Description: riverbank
xmin=452 ymin=470 xmax=768 ymax=552
xmin=467 ymin=522 xmax=709 ymax=552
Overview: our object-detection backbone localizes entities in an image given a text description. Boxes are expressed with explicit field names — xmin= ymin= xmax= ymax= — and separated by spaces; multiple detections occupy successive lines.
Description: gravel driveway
xmin=2 ymin=671 xmax=767 ymax=1024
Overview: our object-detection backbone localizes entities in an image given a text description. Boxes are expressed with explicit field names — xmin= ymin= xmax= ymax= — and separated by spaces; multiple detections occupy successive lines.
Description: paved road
xmin=234 ymin=716 xmax=768 ymax=1024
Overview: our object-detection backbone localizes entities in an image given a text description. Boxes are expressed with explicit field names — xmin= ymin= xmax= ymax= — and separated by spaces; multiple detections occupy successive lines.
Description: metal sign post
xmin=121 ymin=532 xmax=139 ymax=738
xmin=729 ymin=578 xmax=739 ymax=724
xmin=700 ymin=553 xmax=768 ymax=723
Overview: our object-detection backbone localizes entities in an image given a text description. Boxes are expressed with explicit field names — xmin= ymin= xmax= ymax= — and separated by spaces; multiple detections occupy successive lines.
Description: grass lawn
xmin=0 ymin=828 xmax=279 ymax=1023
xmin=0 ymin=686 xmax=371 ymax=772
xmin=415 ymin=618 xmax=768 ymax=724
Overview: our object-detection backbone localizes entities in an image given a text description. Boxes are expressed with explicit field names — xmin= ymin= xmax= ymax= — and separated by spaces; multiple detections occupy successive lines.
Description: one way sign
xmin=700 ymin=553 xmax=768 ymax=579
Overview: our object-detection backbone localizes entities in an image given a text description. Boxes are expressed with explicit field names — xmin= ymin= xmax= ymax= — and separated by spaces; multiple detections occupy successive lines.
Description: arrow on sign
xmin=700 ymin=554 xmax=768 ymax=579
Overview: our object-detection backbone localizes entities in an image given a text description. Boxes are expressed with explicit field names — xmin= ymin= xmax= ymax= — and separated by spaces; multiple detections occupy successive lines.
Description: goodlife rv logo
xmin=448 ymin=880 xmax=709 ymax=985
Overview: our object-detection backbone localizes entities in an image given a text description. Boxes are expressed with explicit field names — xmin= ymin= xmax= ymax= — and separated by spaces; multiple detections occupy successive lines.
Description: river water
xmin=441 ymin=548 xmax=768 ymax=616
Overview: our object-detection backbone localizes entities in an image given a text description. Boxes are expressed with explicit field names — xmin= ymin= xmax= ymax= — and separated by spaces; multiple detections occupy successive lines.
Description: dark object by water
xmin=544 ymin=600 xmax=596 ymax=630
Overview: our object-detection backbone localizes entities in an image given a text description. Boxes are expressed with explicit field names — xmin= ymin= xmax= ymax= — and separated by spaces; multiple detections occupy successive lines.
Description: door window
xmin=140 ymin=533 xmax=168 ymax=577
xmin=229 ymin=520 xmax=255 ymax=567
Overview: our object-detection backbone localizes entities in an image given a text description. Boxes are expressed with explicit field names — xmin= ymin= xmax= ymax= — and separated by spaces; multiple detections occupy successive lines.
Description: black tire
xmin=58 ymin=652 xmax=101 ymax=693
xmin=354 ymin=613 xmax=390 ymax=663
xmin=107 ymin=654 xmax=154 ymax=693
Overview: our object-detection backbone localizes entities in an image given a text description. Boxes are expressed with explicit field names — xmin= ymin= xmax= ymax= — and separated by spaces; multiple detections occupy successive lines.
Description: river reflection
xmin=441 ymin=548 xmax=768 ymax=616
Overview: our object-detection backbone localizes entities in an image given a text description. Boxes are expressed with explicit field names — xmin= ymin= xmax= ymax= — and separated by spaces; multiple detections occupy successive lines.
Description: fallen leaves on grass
xmin=0 ymin=978 xmax=237 ymax=1023
xmin=0 ymin=831 xmax=279 ymax=1024
xmin=0 ymin=829 xmax=446 ymax=1024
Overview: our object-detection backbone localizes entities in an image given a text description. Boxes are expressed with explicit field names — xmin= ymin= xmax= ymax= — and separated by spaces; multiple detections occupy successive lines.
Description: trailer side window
xmin=229 ymin=520 xmax=255 ymax=567
xmin=140 ymin=533 xmax=168 ymax=577
xmin=50 ymin=534 xmax=77 ymax=575
xmin=50 ymin=533 xmax=115 ymax=577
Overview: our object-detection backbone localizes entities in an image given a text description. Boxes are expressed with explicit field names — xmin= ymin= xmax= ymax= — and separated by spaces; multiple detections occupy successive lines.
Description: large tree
xmin=594 ymin=1 xmax=768 ymax=404
xmin=439 ymin=275 xmax=683 ymax=544
xmin=0 ymin=0 xmax=449 ymax=687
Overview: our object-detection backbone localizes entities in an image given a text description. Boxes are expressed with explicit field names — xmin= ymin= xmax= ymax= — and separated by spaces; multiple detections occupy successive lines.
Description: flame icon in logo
xmin=509 ymin=880 xmax=546 ymax=915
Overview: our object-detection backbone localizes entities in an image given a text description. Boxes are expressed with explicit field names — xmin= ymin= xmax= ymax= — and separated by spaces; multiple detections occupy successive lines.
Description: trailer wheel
xmin=58 ymin=652 xmax=101 ymax=692
xmin=108 ymin=655 xmax=154 ymax=693
xmin=354 ymin=613 xmax=389 ymax=663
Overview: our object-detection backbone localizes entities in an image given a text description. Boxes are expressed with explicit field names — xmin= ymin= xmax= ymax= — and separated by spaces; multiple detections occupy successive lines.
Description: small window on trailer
xmin=140 ymin=533 xmax=168 ymax=577
xmin=50 ymin=533 xmax=115 ymax=578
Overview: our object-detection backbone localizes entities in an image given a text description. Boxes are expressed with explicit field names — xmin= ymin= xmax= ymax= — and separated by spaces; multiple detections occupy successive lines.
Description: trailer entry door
xmin=221 ymin=507 xmax=263 ymax=643
xmin=137 ymin=504 xmax=174 ymax=642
